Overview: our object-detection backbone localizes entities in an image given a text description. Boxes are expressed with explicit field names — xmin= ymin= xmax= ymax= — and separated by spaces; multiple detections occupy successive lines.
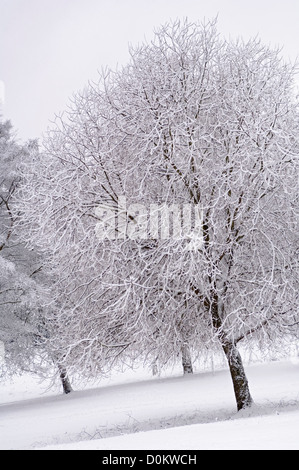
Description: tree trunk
xmin=58 ymin=364 xmax=73 ymax=394
xmin=181 ymin=343 xmax=193 ymax=374
xmin=152 ymin=359 xmax=159 ymax=376
xmin=222 ymin=339 xmax=253 ymax=411
xmin=210 ymin=292 xmax=253 ymax=411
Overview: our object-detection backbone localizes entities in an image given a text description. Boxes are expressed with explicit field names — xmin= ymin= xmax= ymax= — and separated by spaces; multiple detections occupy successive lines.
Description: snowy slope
xmin=0 ymin=359 xmax=298 ymax=450
xmin=44 ymin=409 xmax=299 ymax=450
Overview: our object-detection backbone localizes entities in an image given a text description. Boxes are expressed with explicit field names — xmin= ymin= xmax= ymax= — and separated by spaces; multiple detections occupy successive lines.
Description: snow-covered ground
xmin=0 ymin=358 xmax=299 ymax=450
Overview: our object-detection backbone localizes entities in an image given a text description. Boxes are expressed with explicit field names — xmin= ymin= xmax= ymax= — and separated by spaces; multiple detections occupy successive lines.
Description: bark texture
xmin=210 ymin=292 xmax=253 ymax=411
xmin=181 ymin=343 xmax=193 ymax=374
xmin=58 ymin=365 xmax=73 ymax=394
xmin=222 ymin=339 xmax=253 ymax=411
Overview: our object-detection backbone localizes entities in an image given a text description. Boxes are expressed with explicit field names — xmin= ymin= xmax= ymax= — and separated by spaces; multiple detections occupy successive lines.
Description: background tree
xmin=0 ymin=121 xmax=73 ymax=393
xmin=0 ymin=121 xmax=46 ymax=376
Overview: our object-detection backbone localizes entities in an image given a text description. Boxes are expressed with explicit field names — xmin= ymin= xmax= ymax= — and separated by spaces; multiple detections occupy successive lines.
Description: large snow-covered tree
xmin=17 ymin=19 xmax=299 ymax=410
xmin=106 ymin=22 xmax=299 ymax=409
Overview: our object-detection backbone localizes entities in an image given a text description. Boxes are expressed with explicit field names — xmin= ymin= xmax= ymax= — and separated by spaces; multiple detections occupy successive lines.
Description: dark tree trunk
xmin=58 ymin=364 xmax=73 ymax=394
xmin=222 ymin=339 xmax=253 ymax=411
xmin=181 ymin=343 xmax=193 ymax=374
xmin=210 ymin=292 xmax=253 ymax=411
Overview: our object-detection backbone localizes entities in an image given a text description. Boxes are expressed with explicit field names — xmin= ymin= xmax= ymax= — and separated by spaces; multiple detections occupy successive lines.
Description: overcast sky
xmin=1 ymin=0 xmax=299 ymax=141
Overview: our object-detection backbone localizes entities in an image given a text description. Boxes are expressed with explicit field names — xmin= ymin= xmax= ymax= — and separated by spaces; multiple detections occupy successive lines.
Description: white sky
xmin=1 ymin=0 xmax=299 ymax=141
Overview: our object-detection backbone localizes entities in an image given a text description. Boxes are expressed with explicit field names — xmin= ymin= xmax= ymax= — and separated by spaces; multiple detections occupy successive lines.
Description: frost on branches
xmin=0 ymin=122 xmax=50 ymax=377
xmin=17 ymin=19 xmax=299 ymax=410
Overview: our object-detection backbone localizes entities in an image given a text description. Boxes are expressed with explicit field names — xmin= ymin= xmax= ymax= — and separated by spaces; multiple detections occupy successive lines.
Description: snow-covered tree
xmin=105 ymin=21 xmax=299 ymax=409
xmin=0 ymin=121 xmax=73 ymax=393
xmin=17 ymin=19 xmax=299 ymax=410
xmin=0 ymin=121 xmax=44 ymax=375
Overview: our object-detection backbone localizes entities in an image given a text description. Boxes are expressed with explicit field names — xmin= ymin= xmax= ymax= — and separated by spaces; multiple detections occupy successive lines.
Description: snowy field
xmin=0 ymin=358 xmax=299 ymax=450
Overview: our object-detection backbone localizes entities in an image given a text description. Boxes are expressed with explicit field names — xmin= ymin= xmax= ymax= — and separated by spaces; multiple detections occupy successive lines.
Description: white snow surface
xmin=0 ymin=358 xmax=299 ymax=450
